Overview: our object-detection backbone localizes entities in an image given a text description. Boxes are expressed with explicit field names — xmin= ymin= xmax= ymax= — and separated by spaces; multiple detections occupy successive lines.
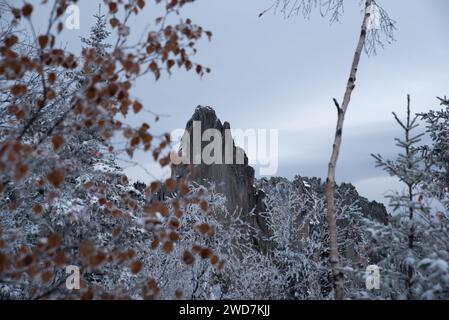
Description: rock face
xmin=172 ymin=106 xmax=389 ymax=253
xmin=173 ymin=106 xmax=257 ymax=214
xmin=172 ymin=106 xmax=270 ymax=251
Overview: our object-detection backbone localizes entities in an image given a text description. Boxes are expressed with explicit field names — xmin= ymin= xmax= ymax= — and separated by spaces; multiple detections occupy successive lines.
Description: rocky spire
xmin=173 ymin=106 xmax=257 ymax=213
xmin=172 ymin=106 xmax=270 ymax=252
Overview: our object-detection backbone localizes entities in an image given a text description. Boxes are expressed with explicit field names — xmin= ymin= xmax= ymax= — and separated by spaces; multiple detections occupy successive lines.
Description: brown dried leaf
xmin=51 ymin=135 xmax=64 ymax=150
xmin=179 ymin=183 xmax=189 ymax=196
xmin=210 ymin=255 xmax=219 ymax=265
xmin=150 ymin=238 xmax=159 ymax=250
xmin=148 ymin=278 xmax=157 ymax=290
xmin=22 ymin=3 xmax=33 ymax=17
xmin=112 ymin=226 xmax=121 ymax=238
xmin=55 ymin=251 xmax=65 ymax=267
xmin=10 ymin=84 xmax=27 ymax=96
xmin=200 ymin=200 xmax=209 ymax=212
xmin=183 ymin=250 xmax=194 ymax=265
xmin=21 ymin=254 xmax=33 ymax=267
xmin=137 ymin=0 xmax=145 ymax=9
xmin=47 ymin=169 xmax=64 ymax=188
xmin=16 ymin=163 xmax=28 ymax=180
xmin=32 ymin=204 xmax=43 ymax=215
xmin=91 ymin=251 xmax=107 ymax=267
xmin=162 ymin=241 xmax=173 ymax=254
xmin=38 ymin=35 xmax=48 ymax=49
xmin=79 ymin=241 xmax=94 ymax=258
xmin=47 ymin=233 xmax=61 ymax=250
xmin=165 ymin=178 xmax=177 ymax=192
xmin=41 ymin=271 xmax=53 ymax=284
xmin=133 ymin=101 xmax=143 ymax=113
xmin=48 ymin=72 xmax=57 ymax=84
xmin=4 ymin=35 xmax=18 ymax=47
xmin=169 ymin=231 xmax=179 ymax=242
xmin=197 ymin=223 xmax=210 ymax=235
xmin=110 ymin=18 xmax=119 ymax=28
xmin=150 ymin=181 xmax=161 ymax=193
xmin=130 ymin=260 xmax=143 ymax=274
xmin=160 ymin=205 xmax=169 ymax=217
xmin=200 ymin=248 xmax=212 ymax=259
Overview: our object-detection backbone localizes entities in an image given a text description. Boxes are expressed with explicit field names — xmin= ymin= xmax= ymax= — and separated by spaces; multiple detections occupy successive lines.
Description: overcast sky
xmin=24 ymin=0 xmax=449 ymax=204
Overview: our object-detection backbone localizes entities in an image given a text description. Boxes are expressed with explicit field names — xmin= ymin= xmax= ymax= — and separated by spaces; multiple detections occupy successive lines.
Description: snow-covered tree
xmin=80 ymin=7 xmax=111 ymax=56
xmin=364 ymin=95 xmax=449 ymax=299
xmin=134 ymin=183 xmax=281 ymax=300
xmin=258 ymin=176 xmax=369 ymax=299
xmin=420 ymin=96 xmax=449 ymax=209
xmin=0 ymin=0 xmax=212 ymax=299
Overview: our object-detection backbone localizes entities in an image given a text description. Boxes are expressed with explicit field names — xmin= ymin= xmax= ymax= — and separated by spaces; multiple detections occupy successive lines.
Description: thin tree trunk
xmin=326 ymin=0 xmax=372 ymax=300
xmin=405 ymin=94 xmax=415 ymax=300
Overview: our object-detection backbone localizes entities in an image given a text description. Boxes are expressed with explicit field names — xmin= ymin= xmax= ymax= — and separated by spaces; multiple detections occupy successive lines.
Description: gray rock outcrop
xmin=172 ymin=106 xmax=270 ymax=252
